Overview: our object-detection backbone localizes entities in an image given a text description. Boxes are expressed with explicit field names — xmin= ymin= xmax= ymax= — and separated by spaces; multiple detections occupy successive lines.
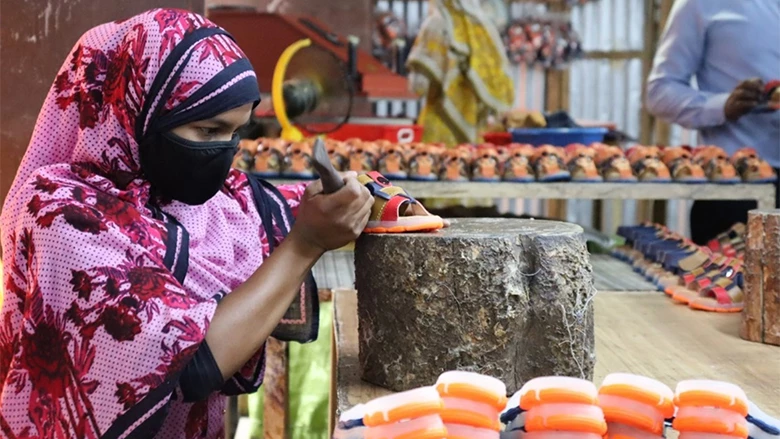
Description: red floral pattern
xmin=0 ymin=8 xmax=308 ymax=439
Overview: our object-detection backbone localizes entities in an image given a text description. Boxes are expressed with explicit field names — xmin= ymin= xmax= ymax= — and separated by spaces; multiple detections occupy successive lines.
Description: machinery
xmin=209 ymin=11 xmax=415 ymax=142
xmin=271 ymin=38 xmax=354 ymax=141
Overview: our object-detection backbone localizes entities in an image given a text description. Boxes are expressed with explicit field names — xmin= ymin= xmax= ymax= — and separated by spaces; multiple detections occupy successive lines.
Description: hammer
xmin=311 ymin=137 xmax=346 ymax=194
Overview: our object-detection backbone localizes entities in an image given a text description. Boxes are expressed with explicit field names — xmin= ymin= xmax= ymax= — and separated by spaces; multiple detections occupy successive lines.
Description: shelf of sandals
xmin=232 ymin=139 xmax=777 ymax=210
xmin=613 ymin=223 xmax=747 ymax=313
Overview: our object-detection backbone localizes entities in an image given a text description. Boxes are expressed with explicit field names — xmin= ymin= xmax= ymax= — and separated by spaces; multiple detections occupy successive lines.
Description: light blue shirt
xmin=646 ymin=0 xmax=780 ymax=167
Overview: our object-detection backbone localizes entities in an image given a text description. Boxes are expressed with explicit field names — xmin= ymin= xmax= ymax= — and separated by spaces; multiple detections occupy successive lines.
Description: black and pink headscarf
xmin=0 ymin=9 xmax=315 ymax=438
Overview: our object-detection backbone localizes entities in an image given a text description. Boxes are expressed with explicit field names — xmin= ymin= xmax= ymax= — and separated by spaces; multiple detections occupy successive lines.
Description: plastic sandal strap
xmin=704 ymin=284 xmax=737 ymax=305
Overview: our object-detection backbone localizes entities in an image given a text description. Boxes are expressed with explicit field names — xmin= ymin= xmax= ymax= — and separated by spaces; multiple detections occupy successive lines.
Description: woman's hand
xmin=290 ymin=171 xmax=374 ymax=254
xmin=206 ymin=172 xmax=371 ymax=380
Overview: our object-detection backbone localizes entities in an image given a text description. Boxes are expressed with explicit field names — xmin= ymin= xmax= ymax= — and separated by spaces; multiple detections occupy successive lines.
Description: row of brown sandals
xmin=232 ymin=138 xmax=777 ymax=184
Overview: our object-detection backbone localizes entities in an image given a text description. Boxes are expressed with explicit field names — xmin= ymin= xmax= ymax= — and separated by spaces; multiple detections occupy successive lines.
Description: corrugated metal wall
xmin=567 ymin=0 xmax=697 ymax=236
xmin=567 ymin=0 xmax=644 ymax=233
xmin=373 ymin=0 xmax=697 ymax=235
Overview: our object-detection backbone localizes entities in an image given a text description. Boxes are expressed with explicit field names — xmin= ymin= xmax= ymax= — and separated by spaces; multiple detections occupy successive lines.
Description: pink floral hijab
xmin=0 ymin=9 xmax=315 ymax=438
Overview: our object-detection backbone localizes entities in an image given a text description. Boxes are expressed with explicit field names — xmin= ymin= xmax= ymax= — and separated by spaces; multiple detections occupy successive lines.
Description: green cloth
xmin=248 ymin=301 xmax=333 ymax=438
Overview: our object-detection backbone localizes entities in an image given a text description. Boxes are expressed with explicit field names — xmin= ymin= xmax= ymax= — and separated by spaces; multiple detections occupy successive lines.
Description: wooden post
xmin=742 ymin=210 xmax=780 ymax=346
xmin=263 ymin=338 xmax=289 ymax=439
xmin=640 ymin=0 xmax=660 ymax=145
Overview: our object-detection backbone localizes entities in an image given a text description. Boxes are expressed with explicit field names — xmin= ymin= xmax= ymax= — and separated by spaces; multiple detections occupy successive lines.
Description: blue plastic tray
xmin=510 ymin=127 xmax=608 ymax=146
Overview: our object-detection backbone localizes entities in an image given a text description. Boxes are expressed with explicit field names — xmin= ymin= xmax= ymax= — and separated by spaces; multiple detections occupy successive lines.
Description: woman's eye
xmin=198 ymin=127 xmax=220 ymax=138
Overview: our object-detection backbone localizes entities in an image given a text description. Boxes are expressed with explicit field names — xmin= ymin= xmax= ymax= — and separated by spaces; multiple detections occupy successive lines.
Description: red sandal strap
xmin=704 ymin=285 xmax=735 ymax=305
xmin=379 ymin=194 xmax=412 ymax=223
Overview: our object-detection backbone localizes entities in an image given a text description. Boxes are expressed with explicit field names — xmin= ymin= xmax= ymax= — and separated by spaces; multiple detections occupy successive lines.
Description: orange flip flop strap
xmin=599 ymin=385 xmax=674 ymax=417
xmin=520 ymin=389 xmax=597 ymax=409
xmin=364 ymin=401 xmax=443 ymax=426
xmin=673 ymin=417 xmax=748 ymax=437
xmin=436 ymin=383 xmax=507 ymax=408
xmin=675 ymin=391 xmax=749 ymax=416
xmin=525 ymin=414 xmax=607 ymax=435
xmin=440 ymin=409 xmax=500 ymax=431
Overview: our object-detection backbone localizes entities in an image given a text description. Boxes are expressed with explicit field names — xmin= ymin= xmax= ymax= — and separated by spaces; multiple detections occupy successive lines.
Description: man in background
xmin=646 ymin=0 xmax=780 ymax=244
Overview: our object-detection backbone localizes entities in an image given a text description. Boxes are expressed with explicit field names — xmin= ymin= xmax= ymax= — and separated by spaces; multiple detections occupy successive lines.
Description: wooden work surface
xmin=332 ymin=289 xmax=780 ymax=420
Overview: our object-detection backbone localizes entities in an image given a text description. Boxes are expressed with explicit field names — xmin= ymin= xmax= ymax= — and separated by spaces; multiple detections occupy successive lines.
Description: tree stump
xmin=742 ymin=210 xmax=780 ymax=346
xmin=355 ymin=218 xmax=596 ymax=394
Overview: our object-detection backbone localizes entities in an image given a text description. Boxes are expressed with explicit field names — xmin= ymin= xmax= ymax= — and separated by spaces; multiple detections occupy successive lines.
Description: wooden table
xmin=331 ymin=289 xmax=780 ymax=426
xmin=271 ymin=181 xmax=777 ymax=210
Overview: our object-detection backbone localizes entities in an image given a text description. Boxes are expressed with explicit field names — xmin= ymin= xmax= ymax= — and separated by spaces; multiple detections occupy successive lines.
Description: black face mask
xmin=139 ymin=131 xmax=239 ymax=205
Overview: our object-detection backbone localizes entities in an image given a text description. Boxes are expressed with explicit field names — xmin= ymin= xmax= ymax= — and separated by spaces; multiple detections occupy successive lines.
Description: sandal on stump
xmin=358 ymin=171 xmax=444 ymax=234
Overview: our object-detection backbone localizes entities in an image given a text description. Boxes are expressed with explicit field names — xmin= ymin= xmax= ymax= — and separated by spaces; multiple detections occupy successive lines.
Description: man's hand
xmin=725 ymin=78 xmax=764 ymax=121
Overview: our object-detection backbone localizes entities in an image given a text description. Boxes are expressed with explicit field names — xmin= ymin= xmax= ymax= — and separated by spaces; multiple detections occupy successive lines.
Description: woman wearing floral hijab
xmin=0 ymin=8 xmax=372 ymax=438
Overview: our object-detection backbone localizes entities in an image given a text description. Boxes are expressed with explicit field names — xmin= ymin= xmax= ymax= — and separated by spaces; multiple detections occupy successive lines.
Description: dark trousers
xmin=690 ymin=169 xmax=780 ymax=245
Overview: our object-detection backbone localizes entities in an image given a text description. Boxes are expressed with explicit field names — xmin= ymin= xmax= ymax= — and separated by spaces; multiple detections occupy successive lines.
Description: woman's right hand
xmin=290 ymin=171 xmax=374 ymax=254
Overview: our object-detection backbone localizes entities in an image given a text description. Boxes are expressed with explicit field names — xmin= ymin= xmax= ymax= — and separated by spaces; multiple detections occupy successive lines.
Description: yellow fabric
xmin=247 ymin=302 xmax=333 ymax=438
xmin=407 ymin=0 xmax=514 ymax=146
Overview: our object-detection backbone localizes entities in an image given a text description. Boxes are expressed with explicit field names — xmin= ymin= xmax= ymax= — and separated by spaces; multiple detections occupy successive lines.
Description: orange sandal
xmin=234 ymin=138 xmax=259 ymax=171
xmin=593 ymin=144 xmax=637 ymax=182
xmin=408 ymin=144 xmax=441 ymax=181
xmin=439 ymin=146 xmax=472 ymax=182
xmin=254 ymin=138 xmax=286 ymax=177
xmin=732 ymin=147 xmax=777 ymax=183
xmin=673 ymin=380 xmax=749 ymax=436
xmin=627 ymin=146 xmax=672 ymax=183
xmin=472 ymin=144 xmax=502 ymax=182
xmin=347 ymin=139 xmax=379 ymax=173
xmin=565 ymin=143 xmax=603 ymax=182
xmin=502 ymin=143 xmax=535 ymax=182
xmin=282 ymin=140 xmax=315 ymax=179
xmin=694 ymin=146 xmax=741 ymax=184
xmin=661 ymin=146 xmax=707 ymax=183
xmin=377 ymin=142 xmax=409 ymax=180
xmin=359 ymin=171 xmax=444 ymax=233
xmin=531 ymin=145 xmax=571 ymax=182
xmin=324 ymin=139 xmax=349 ymax=172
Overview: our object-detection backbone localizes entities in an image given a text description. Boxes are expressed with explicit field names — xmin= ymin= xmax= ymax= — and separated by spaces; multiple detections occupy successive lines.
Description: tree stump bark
xmin=355 ymin=218 xmax=596 ymax=394
xmin=742 ymin=210 xmax=780 ymax=346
